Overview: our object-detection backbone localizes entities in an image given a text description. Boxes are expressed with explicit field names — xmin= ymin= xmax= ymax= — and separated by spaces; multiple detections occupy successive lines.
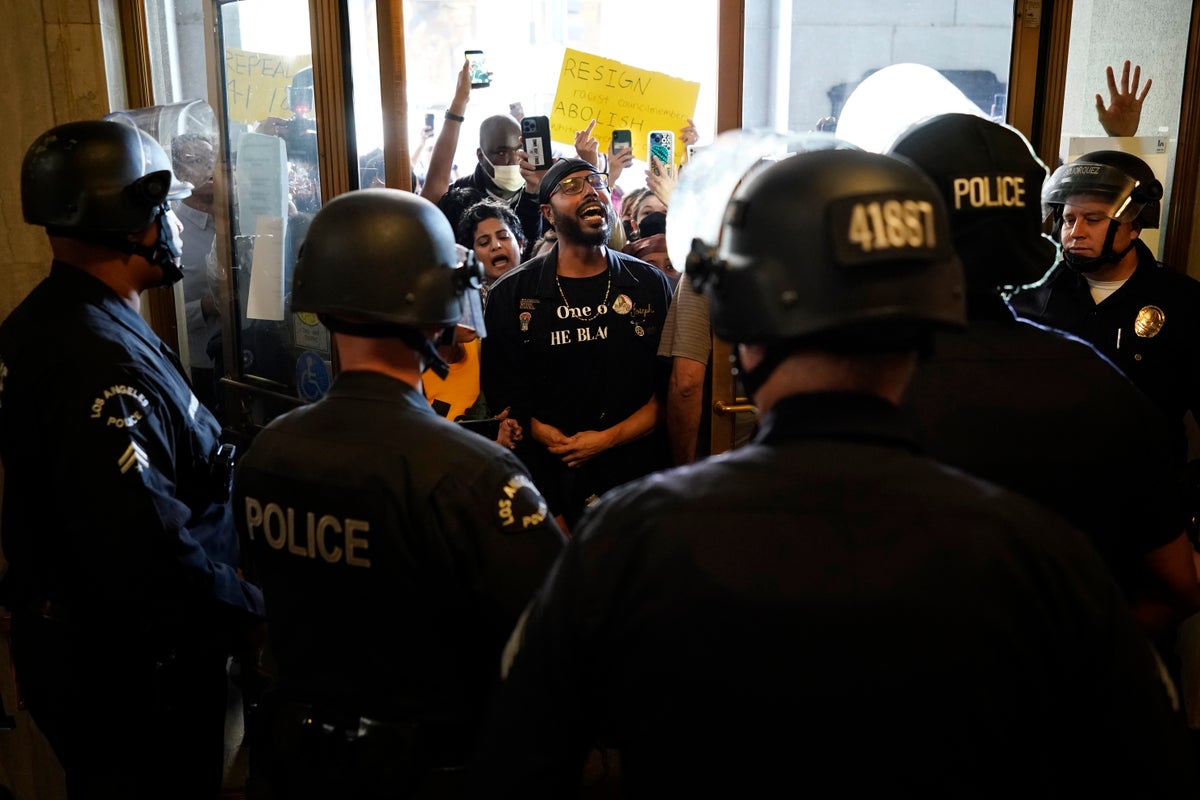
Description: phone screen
xmin=466 ymin=50 xmax=490 ymax=88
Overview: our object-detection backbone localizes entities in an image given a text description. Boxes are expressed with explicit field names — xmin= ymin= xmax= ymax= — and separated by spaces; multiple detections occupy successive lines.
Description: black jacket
xmin=235 ymin=371 xmax=564 ymax=722
xmin=1009 ymin=241 xmax=1200 ymax=432
xmin=0 ymin=262 xmax=264 ymax=633
xmin=476 ymin=392 xmax=1194 ymax=797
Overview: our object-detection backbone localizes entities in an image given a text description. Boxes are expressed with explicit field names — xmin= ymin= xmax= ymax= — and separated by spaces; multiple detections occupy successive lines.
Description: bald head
xmin=478 ymin=115 xmax=522 ymax=170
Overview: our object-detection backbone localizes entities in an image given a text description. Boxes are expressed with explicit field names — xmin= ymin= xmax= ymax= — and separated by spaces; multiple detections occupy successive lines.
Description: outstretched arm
xmin=420 ymin=60 xmax=472 ymax=201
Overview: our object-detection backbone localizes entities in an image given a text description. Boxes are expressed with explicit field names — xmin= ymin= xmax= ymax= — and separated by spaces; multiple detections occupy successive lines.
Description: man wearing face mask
xmin=0 ymin=119 xmax=265 ymax=798
xmin=447 ymin=114 xmax=545 ymax=255
xmin=1009 ymin=151 xmax=1200 ymax=460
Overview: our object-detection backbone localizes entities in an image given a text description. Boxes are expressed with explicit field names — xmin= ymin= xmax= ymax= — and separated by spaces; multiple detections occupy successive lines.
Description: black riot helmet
xmin=22 ymin=119 xmax=192 ymax=281
xmin=1045 ymin=150 xmax=1163 ymax=229
xmin=1043 ymin=150 xmax=1163 ymax=272
xmin=687 ymin=148 xmax=965 ymax=353
xmin=292 ymin=189 xmax=483 ymax=377
xmin=889 ymin=113 xmax=1056 ymax=294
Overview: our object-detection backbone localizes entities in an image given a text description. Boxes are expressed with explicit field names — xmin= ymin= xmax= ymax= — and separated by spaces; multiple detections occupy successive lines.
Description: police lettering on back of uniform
xmin=243 ymin=498 xmax=372 ymax=567
xmin=950 ymin=175 xmax=1026 ymax=210
xmin=1 ymin=118 xmax=265 ymax=799
xmin=234 ymin=188 xmax=564 ymax=800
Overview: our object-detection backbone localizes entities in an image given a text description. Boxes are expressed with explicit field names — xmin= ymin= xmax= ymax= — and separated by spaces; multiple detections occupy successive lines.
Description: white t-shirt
xmin=1086 ymin=276 xmax=1126 ymax=305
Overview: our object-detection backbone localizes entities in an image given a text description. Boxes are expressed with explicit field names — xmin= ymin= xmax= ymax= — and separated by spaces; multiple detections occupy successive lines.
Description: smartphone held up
xmin=466 ymin=50 xmax=490 ymax=88
xmin=612 ymin=129 xmax=633 ymax=154
xmin=648 ymin=130 xmax=675 ymax=175
xmin=522 ymin=115 xmax=552 ymax=170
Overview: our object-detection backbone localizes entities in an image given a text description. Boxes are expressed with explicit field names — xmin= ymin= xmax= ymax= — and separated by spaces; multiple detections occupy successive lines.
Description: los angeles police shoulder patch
xmin=495 ymin=472 xmax=549 ymax=532
xmin=89 ymin=382 xmax=152 ymax=431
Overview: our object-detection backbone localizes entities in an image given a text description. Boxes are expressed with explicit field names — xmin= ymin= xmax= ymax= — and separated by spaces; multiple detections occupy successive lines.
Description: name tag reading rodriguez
xmin=830 ymin=193 xmax=939 ymax=266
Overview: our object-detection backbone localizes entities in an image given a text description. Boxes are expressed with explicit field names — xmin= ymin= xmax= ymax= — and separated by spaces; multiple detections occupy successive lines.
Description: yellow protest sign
xmin=550 ymin=48 xmax=700 ymax=166
xmin=224 ymin=48 xmax=313 ymax=126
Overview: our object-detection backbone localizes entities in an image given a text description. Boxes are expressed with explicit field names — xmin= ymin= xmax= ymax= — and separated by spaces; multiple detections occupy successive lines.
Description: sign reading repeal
xmin=224 ymin=48 xmax=313 ymax=126
xmin=550 ymin=48 xmax=700 ymax=166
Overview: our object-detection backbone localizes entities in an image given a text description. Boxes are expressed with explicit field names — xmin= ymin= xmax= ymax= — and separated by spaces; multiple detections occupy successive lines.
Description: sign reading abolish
xmin=550 ymin=48 xmax=699 ymax=166
xmin=224 ymin=48 xmax=313 ymax=126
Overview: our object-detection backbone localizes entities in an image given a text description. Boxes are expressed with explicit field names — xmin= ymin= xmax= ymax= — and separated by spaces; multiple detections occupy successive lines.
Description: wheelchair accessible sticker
xmin=296 ymin=351 xmax=331 ymax=403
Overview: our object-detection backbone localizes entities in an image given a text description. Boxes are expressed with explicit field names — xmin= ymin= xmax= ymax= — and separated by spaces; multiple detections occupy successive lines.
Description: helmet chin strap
xmin=1062 ymin=218 xmax=1136 ymax=274
xmin=319 ymin=316 xmax=452 ymax=379
xmin=55 ymin=203 xmax=184 ymax=286
xmin=733 ymin=345 xmax=790 ymax=399
xmin=147 ymin=203 xmax=185 ymax=286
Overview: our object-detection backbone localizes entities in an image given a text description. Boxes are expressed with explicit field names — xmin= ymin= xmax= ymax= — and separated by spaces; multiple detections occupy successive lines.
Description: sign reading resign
xmin=224 ymin=48 xmax=313 ymax=126
xmin=550 ymin=48 xmax=700 ymax=166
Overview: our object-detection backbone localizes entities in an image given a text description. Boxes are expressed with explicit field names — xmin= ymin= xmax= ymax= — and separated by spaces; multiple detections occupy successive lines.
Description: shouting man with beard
xmin=482 ymin=158 xmax=673 ymax=530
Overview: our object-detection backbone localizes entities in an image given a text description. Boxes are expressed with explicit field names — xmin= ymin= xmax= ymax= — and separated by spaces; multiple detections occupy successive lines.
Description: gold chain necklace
xmin=555 ymin=268 xmax=612 ymax=322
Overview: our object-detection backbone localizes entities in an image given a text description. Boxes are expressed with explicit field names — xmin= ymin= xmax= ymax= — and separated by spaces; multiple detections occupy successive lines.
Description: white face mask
xmin=491 ymin=164 xmax=526 ymax=193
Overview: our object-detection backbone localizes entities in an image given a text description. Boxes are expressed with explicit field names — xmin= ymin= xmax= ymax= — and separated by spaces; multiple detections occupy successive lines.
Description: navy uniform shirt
xmin=0 ymin=262 xmax=264 ymax=635
xmin=1009 ymin=241 xmax=1200 ymax=446
xmin=475 ymin=393 xmax=1193 ymax=797
xmin=234 ymin=370 xmax=565 ymax=724
xmin=481 ymin=247 xmax=671 ymax=522
xmin=906 ymin=294 xmax=1185 ymax=579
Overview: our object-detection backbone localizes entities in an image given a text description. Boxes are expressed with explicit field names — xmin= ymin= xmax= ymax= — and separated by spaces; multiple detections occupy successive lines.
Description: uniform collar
xmin=1052 ymin=238 xmax=1158 ymax=296
xmin=1121 ymin=239 xmax=1163 ymax=290
xmin=325 ymin=369 xmax=437 ymax=415
xmin=48 ymin=260 xmax=161 ymax=352
xmin=755 ymin=392 xmax=922 ymax=453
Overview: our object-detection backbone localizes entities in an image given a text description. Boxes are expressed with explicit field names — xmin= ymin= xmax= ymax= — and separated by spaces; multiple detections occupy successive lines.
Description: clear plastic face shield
xmin=102 ymin=110 xmax=196 ymax=284
xmin=1042 ymin=162 xmax=1145 ymax=225
xmin=666 ymin=130 xmax=858 ymax=291
xmin=451 ymin=243 xmax=487 ymax=339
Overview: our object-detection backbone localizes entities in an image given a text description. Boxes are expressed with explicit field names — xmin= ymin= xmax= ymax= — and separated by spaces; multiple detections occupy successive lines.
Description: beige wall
xmin=0 ymin=0 xmax=115 ymax=320
xmin=0 ymin=3 xmax=115 ymax=796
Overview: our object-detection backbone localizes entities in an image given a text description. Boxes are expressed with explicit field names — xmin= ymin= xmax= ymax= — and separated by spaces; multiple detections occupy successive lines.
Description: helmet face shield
xmin=1042 ymin=161 xmax=1144 ymax=225
xmin=675 ymin=141 xmax=965 ymax=345
xmin=666 ymin=129 xmax=856 ymax=288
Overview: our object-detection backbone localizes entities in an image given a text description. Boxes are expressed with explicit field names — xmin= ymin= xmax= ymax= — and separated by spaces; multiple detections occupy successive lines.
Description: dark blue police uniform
xmin=0 ymin=262 xmax=265 ymax=798
xmin=234 ymin=370 xmax=564 ymax=798
xmin=906 ymin=293 xmax=1185 ymax=581
xmin=481 ymin=248 xmax=671 ymax=526
xmin=1009 ymin=241 xmax=1200 ymax=456
xmin=474 ymin=392 xmax=1194 ymax=797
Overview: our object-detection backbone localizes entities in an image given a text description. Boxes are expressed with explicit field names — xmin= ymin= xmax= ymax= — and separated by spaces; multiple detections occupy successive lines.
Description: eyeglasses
xmin=553 ymin=173 xmax=609 ymax=197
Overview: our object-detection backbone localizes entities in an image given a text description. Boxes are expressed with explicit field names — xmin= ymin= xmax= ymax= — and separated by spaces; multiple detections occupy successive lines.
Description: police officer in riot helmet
xmin=473 ymin=146 xmax=1192 ymax=796
xmin=234 ymin=189 xmax=564 ymax=799
xmin=891 ymin=114 xmax=1199 ymax=636
xmin=2 ymin=119 xmax=265 ymax=797
xmin=1009 ymin=150 xmax=1200 ymax=459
